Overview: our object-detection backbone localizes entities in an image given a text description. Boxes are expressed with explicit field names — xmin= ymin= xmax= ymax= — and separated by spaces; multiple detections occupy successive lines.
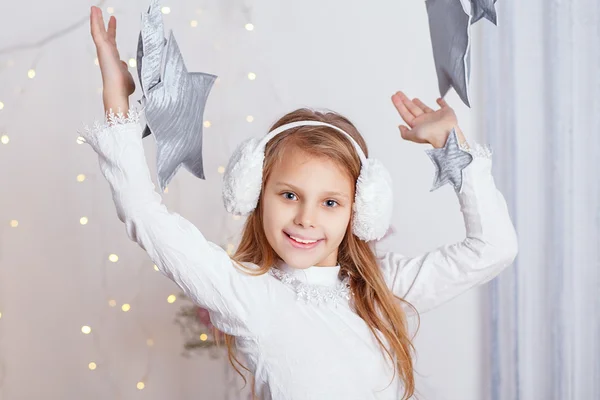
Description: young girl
xmin=85 ymin=7 xmax=518 ymax=399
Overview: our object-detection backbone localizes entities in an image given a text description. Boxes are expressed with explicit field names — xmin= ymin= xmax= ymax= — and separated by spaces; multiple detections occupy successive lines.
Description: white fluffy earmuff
xmin=222 ymin=121 xmax=393 ymax=242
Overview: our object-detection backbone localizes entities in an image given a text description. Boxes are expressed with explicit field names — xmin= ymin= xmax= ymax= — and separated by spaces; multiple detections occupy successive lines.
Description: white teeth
xmin=289 ymin=235 xmax=318 ymax=244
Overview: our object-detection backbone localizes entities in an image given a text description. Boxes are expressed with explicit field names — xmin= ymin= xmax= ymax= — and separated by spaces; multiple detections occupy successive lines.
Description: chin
xmin=276 ymin=244 xmax=342 ymax=270
xmin=277 ymin=255 xmax=314 ymax=270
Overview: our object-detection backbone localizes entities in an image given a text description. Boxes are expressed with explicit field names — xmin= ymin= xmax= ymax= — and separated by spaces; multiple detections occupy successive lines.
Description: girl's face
xmin=261 ymin=147 xmax=354 ymax=269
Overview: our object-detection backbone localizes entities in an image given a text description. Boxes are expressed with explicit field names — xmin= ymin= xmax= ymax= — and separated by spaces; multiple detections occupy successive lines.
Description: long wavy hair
xmin=219 ymin=108 xmax=420 ymax=399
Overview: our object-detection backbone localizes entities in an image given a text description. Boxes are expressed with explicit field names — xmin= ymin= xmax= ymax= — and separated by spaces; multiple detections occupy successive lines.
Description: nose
xmin=294 ymin=203 xmax=316 ymax=228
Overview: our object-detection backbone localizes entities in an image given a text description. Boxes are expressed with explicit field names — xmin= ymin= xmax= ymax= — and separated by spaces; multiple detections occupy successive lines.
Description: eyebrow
xmin=274 ymin=181 xmax=350 ymax=200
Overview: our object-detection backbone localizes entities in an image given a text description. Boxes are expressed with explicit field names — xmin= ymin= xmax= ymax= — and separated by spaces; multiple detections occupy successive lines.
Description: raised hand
xmin=90 ymin=6 xmax=136 ymax=113
xmin=391 ymin=91 xmax=465 ymax=148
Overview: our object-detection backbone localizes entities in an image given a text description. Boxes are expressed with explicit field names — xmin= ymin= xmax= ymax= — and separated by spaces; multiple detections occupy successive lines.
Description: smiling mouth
xmin=284 ymin=231 xmax=323 ymax=248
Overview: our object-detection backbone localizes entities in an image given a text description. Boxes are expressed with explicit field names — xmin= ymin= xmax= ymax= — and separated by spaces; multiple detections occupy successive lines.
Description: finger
xmin=90 ymin=7 xmax=107 ymax=43
xmin=392 ymin=93 xmax=415 ymax=126
xmin=90 ymin=7 xmax=99 ymax=40
xmin=413 ymin=98 xmax=434 ymax=113
xmin=436 ymin=97 xmax=449 ymax=109
xmin=398 ymin=91 xmax=424 ymax=118
xmin=398 ymin=125 xmax=411 ymax=140
xmin=107 ymin=16 xmax=117 ymax=45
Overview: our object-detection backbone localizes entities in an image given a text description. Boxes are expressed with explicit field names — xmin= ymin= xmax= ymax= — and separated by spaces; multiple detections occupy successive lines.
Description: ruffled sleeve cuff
xmin=78 ymin=107 xmax=143 ymax=151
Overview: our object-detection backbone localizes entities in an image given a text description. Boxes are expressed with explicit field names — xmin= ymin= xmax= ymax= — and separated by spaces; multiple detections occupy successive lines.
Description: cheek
xmin=262 ymin=195 xmax=287 ymax=231
xmin=328 ymin=207 xmax=352 ymax=239
xmin=261 ymin=197 xmax=275 ymax=231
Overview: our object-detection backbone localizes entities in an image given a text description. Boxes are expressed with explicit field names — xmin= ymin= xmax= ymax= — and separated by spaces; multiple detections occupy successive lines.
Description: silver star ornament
xmin=425 ymin=0 xmax=500 ymax=108
xmin=136 ymin=0 xmax=217 ymax=192
xmin=425 ymin=128 xmax=474 ymax=193
xmin=426 ymin=0 xmax=472 ymax=107
xmin=471 ymin=0 xmax=498 ymax=25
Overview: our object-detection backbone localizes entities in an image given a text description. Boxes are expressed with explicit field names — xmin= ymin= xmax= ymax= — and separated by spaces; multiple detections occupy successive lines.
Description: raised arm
xmin=84 ymin=7 xmax=267 ymax=335
xmin=385 ymin=92 xmax=518 ymax=315
xmin=378 ymin=149 xmax=518 ymax=315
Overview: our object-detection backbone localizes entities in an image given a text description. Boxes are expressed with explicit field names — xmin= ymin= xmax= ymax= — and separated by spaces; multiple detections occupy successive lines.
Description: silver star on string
xmin=425 ymin=129 xmax=474 ymax=193
xmin=471 ymin=0 xmax=498 ymax=25
xmin=136 ymin=0 xmax=217 ymax=192
xmin=426 ymin=0 xmax=472 ymax=107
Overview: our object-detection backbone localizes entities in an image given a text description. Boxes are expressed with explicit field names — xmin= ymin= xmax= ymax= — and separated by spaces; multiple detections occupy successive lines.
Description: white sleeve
xmin=378 ymin=152 xmax=519 ymax=316
xmin=80 ymin=112 xmax=268 ymax=336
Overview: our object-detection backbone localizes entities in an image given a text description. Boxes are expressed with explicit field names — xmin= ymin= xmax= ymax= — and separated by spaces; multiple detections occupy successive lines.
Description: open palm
xmin=392 ymin=91 xmax=458 ymax=147
xmin=90 ymin=6 xmax=135 ymax=98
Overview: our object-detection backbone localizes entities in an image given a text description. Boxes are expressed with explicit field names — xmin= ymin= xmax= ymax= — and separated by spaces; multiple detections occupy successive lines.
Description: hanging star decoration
xmin=424 ymin=128 xmax=474 ymax=192
xmin=136 ymin=0 xmax=217 ymax=192
xmin=425 ymin=0 xmax=499 ymax=108
xmin=471 ymin=0 xmax=498 ymax=25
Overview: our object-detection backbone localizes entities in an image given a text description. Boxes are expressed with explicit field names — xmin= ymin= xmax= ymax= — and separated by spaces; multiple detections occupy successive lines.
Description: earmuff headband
xmin=258 ymin=120 xmax=368 ymax=165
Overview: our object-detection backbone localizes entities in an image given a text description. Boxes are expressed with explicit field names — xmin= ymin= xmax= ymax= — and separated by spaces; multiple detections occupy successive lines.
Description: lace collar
xmin=269 ymin=261 xmax=351 ymax=306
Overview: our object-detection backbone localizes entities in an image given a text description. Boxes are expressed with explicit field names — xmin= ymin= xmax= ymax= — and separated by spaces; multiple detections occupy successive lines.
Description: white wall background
xmin=0 ymin=0 xmax=497 ymax=399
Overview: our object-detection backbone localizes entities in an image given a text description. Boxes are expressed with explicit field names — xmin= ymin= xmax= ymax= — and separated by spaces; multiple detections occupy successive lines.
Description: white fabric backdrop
xmin=480 ymin=0 xmax=600 ymax=399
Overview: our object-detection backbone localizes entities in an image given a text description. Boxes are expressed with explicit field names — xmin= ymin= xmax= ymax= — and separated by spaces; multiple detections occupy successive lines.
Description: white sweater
xmin=81 ymin=117 xmax=518 ymax=399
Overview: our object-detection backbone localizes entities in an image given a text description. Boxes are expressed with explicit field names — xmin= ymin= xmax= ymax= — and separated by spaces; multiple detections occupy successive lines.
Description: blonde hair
xmin=219 ymin=108 xmax=420 ymax=399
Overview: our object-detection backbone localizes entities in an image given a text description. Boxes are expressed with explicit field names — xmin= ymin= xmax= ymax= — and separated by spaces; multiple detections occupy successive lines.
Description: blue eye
xmin=282 ymin=192 xmax=297 ymax=201
xmin=324 ymin=199 xmax=339 ymax=208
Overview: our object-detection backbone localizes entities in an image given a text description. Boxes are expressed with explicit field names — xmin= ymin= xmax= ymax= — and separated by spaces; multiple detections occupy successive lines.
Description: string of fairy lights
xmin=0 ymin=1 xmax=262 ymax=398
xmin=0 ymin=18 xmax=50 ymax=398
